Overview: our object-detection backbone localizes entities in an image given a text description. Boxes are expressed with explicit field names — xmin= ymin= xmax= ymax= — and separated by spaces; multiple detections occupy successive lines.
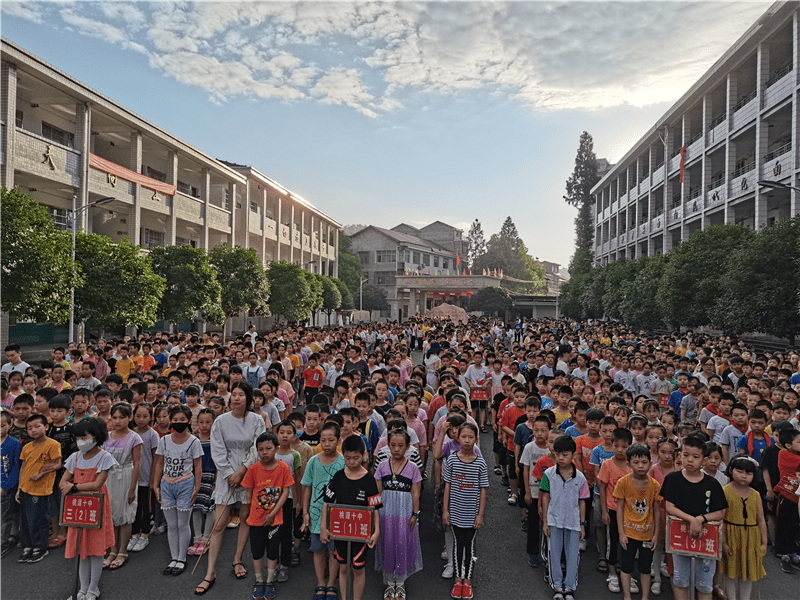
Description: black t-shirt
xmin=299 ymin=430 xmax=321 ymax=448
xmin=106 ymin=357 xmax=117 ymax=372
xmin=343 ymin=359 xmax=369 ymax=380
xmin=660 ymin=470 xmax=727 ymax=517
xmin=324 ymin=469 xmax=383 ymax=509
xmin=759 ymin=444 xmax=781 ymax=491
xmin=492 ymin=393 xmax=507 ymax=422
xmin=48 ymin=422 xmax=77 ymax=462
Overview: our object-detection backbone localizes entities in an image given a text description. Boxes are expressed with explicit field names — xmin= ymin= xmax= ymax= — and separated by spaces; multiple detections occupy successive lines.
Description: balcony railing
xmin=688 ymin=188 xmax=702 ymax=200
xmin=709 ymin=113 xmax=727 ymax=129
xmin=733 ymin=90 xmax=757 ymax=112
xmin=731 ymin=161 xmax=756 ymax=178
xmin=766 ymin=63 xmax=793 ymax=88
xmin=653 ymin=160 xmax=664 ymax=171
xmin=764 ymin=142 xmax=791 ymax=161
xmin=688 ymin=131 xmax=703 ymax=145
xmin=671 ymin=194 xmax=682 ymax=209
xmin=707 ymin=178 xmax=725 ymax=190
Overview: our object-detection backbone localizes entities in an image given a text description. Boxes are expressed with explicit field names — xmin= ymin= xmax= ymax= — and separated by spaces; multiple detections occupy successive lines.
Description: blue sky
xmin=2 ymin=1 xmax=770 ymax=267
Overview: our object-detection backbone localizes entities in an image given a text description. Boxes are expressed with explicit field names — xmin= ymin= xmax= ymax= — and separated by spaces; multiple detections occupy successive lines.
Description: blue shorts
xmin=161 ymin=477 xmax=194 ymax=511
xmin=310 ymin=533 xmax=334 ymax=553
xmin=672 ymin=554 xmax=715 ymax=593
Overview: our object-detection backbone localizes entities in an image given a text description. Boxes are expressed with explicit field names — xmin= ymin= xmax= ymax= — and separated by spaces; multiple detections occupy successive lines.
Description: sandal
xmin=494 ymin=466 xmax=502 ymax=476
xmin=384 ymin=584 xmax=396 ymax=600
xmin=313 ymin=586 xmax=327 ymax=600
xmin=232 ymin=561 xmax=247 ymax=579
xmin=194 ymin=577 xmax=216 ymax=596
xmin=108 ymin=552 xmax=128 ymax=570
xmin=326 ymin=587 xmax=340 ymax=600
xmin=481 ymin=426 xmax=488 ymax=433
xmin=291 ymin=550 xmax=301 ymax=567
xmin=48 ymin=537 xmax=66 ymax=549
xmin=102 ymin=553 xmax=117 ymax=569
xmin=596 ymin=558 xmax=609 ymax=573
xmin=395 ymin=585 xmax=407 ymax=600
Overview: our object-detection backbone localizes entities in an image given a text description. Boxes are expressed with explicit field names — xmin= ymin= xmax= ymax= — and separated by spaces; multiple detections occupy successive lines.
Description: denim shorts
xmin=310 ymin=532 xmax=334 ymax=553
xmin=672 ymin=553 xmax=715 ymax=593
xmin=161 ymin=477 xmax=195 ymax=511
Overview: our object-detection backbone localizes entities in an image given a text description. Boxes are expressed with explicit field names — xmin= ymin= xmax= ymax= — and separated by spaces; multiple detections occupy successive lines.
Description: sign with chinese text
xmin=471 ymin=380 xmax=488 ymax=401
xmin=658 ymin=394 xmax=670 ymax=408
xmin=666 ymin=516 xmax=721 ymax=559
xmin=327 ymin=504 xmax=374 ymax=542
xmin=60 ymin=493 xmax=104 ymax=529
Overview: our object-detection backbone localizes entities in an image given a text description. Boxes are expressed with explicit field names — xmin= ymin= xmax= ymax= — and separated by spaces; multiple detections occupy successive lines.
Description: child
xmin=660 ymin=411 xmax=677 ymax=441
xmin=152 ymin=404 xmax=203 ymax=576
xmin=540 ymin=434 xmax=589 ymax=600
xmin=184 ymin=385 xmax=203 ymax=431
xmin=734 ymin=409 xmax=773 ymax=462
xmin=93 ymin=389 xmax=113 ymax=428
xmin=301 ymin=421 xmax=345 ymax=599
xmin=628 ymin=415 xmax=647 ymax=446
xmin=521 ymin=415 xmax=553 ymax=567
xmin=16 ymin=414 xmax=62 ymax=563
xmin=719 ymin=404 xmax=749 ymax=467
xmin=649 ymin=437 xmax=678 ymax=595
xmin=10 ymin=394 xmax=34 ymax=447
xmin=598 ymin=427 xmax=633 ymax=592
xmin=375 ymin=428 xmax=423 ymax=599
xmin=590 ymin=416 xmax=618 ymax=571
xmin=442 ymin=423 xmax=488 ymax=600
xmin=154 ymin=404 xmax=172 ymax=437
xmin=300 ymin=404 xmax=323 ymax=449
xmin=703 ymin=442 xmax=727 ymax=487
xmin=614 ymin=444 xmax=662 ymax=600
xmin=243 ymin=431 xmax=294 ymax=600
xmin=321 ymin=435 xmax=382 ymax=600
xmin=773 ymin=427 xmax=800 ymax=573
xmin=189 ymin=408 xmax=217 ymax=557
xmin=102 ymin=401 xmax=143 ymax=570
xmin=661 ymin=434 xmax=728 ymax=600
xmin=706 ymin=394 xmax=735 ymax=443
xmin=645 ymin=424 xmax=664 ymax=462
xmin=69 ymin=389 xmax=94 ymax=424
xmin=720 ymin=456 xmax=767 ymax=599
xmin=564 ymin=401 xmax=589 ymax=438
xmin=130 ymin=402 xmax=158 ymax=552
xmin=274 ymin=420 xmax=304 ymax=581
xmin=760 ymin=420 xmax=792 ymax=553
xmin=47 ymin=394 xmax=76 ymax=549
xmin=59 ymin=417 xmax=116 ymax=600
xmin=642 ymin=400 xmax=661 ymax=427
xmin=1 ymin=409 xmax=21 ymax=556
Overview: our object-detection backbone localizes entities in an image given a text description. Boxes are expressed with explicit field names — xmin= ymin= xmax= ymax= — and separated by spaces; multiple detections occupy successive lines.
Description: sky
xmin=1 ymin=1 xmax=772 ymax=267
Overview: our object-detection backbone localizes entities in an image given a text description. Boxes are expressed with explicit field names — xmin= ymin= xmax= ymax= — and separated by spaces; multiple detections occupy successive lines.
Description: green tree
xmin=150 ymin=245 xmax=223 ymax=326
xmin=334 ymin=278 xmax=354 ymax=310
xmin=558 ymin=271 xmax=591 ymax=320
xmin=564 ymin=131 xmax=600 ymax=252
xmin=618 ymin=255 xmax=669 ymax=330
xmin=568 ymin=247 xmax=594 ymax=276
xmin=74 ymin=234 xmax=165 ymax=333
xmin=267 ymin=261 xmax=312 ymax=323
xmin=321 ymin=276 xmax=343 ymax=325
xmin=465 ymin=219 xmax=486 ymax=269
xmin=209 ymin=244 xmax=270 ymax=340
xmin=305 ymin=272 xmax=324 ymax=325
xmin=468 ymin=286 xmax=513 ymax=316
xmin=1 ymin=187 xmax=83 ymax=324
xmin=713 ymin=217 xmax=800 ymax=344
xmin=360 ymin=285 xmax=390 ymax=313
xmin=337 ymin=233 xmax=365 ymax=298
xmin=473 ymin=216 xmax=546 ymax=291
xmin=599 ymin=259 xmax=641 ymax=321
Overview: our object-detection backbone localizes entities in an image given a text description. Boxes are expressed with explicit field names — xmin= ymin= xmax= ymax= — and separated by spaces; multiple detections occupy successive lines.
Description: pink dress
xmin=65 ymin=450 xmax=116 ymax=559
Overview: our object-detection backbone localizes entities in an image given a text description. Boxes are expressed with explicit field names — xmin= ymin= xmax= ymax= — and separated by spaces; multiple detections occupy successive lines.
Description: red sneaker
xmin=461 ymin=581 xmax=473 ymax=599
xmin=451 ymin=581 xmax=463 ymax=598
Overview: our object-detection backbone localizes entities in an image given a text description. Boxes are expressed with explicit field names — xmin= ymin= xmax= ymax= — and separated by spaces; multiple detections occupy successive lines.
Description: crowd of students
xmin=0 ymin=319 xmax=799 ymax=600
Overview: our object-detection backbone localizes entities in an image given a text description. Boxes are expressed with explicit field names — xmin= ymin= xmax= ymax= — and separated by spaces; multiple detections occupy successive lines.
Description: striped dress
xmin=442 ymin=452 xmax=489 ymax=529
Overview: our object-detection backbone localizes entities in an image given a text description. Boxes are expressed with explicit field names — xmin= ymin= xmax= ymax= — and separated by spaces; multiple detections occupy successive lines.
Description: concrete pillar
xmin=755 ymin=44 xmax=770 ymax=230
xmin=276 ymin=196 xmax=282 ymax=262
xmin=165 ymin=150 xmax=178 ymax=246
xmin=229 ymin=181 xmax=237 ymax=247
xmin=318 ymin=218 xmax=324 ymax=274
xmin=129 ymin=131 xmax=142 ymax=245
xmin=301 ymin=209 xmax=306 ymax=270
xmin=757 ymin=41 xmax=770 ymax=105
xmin=261 ymin=188 xmax=267 ymax=266
xmin=1 ymin=61 xmax=17 ymax=189
xmin=75 ymin=103 xmax=91 ymax=231
xmin=200 ymin=168 xmax=210 ymax=249
xmin=332 ymin=229 xmax=339 ymax=278
xmin=792 ymin=13 xmax=800 ymax=217
xmin=290 ymin=203 xmax=295 ymax=264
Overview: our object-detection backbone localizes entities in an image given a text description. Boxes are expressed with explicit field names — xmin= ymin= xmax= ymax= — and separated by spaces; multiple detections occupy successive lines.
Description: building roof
xmin=391 ymin=223 xmax=420 ymax=233
xmin=419 ymin=220 xmax=463 ymax=234
xmin=351 ymin=225 xmax=457 ymax=256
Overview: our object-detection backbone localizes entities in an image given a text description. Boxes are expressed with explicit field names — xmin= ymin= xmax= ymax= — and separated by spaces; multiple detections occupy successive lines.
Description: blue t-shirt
xmin=735 ymin=434 xmax=774 ymax=462
xmin=514 ymin=423 xmax=534 ymax=449
xmin=564 ymin=425 xmax=583 ymax=439
xmin=668 ymin=389 xmax=686 ymax=420
xmin=589 ymin=444 xmax=615 ymax=495
xmin=1 ymin=435 xmax=21 ymax=492
xmin=559 ymin=418 xmax=574 ymax=431
xmin=541 ymin=397 xmax=554 ymax=410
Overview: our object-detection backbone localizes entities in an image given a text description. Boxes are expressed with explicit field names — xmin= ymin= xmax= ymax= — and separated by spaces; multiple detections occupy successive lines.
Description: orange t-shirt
xmin=575 ymin=434 xmax=602 ymax=485
xmin=242 ymin=460 xmax=295 ymax=527
xmin=613 ymin=474 xmax=662 ymax=540
xmin=500 ymin=405 xmax=525 ymax=451
xmin=597 ymin=458 xmax=632 ymax=511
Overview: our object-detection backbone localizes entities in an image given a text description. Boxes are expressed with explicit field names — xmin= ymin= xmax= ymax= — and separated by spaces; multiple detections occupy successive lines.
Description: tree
xmin=360 ymin=285 xmax=389 ymax=313
xmin=209 ymin=244 xmax=270 ymax=340
xmin=1 ymin=187 xmax=83 ymax=324
xmin=618 ymin=255 xmax=668 ymax=330
xmin=568 ymin=247 xmax=594 ymax=276
xmin=465 ymin=219 xmax=486 ymax=269
xmin=266 ymin=261 xmax=312 ymax=323
xmin=337 ymin=233 xmax=365 ymax=299
xmin=321 ymin=276 xmax=343 ymax=325
xmin=564 ymin=131 xmax=600 ymax=252
xmin=473 ymin=216 xmax=546 ymax=291
xmin=334 ymin=278 xmax=354 ymax=310
xmin=305 ymin=272 xmax=324 ymax=325
xmin=150 ymin=245 xmax=223 ymax=326
xmin=74 ymin=234 xmax=165 ymax=333
xmin=468 ymin=286 xmax=513 ymax=316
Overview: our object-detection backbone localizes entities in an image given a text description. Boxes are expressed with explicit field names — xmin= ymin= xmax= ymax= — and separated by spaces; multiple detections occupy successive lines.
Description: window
xmin=47 ymin=206 xmax=69 ymax=230
xmin=145 ymin=166 xmax=167 ymax=183
xmin=41 ymin=122 xmax=74 ymax=149
xmin=412 ymin=251 xmax=420 ymax=264
xmin=433 ymin=256 xmax=439 ymax=267
xmin=376 ymin=250 xmax=396 ymax=263
xmin=177 ymin=181 xmax=200 ymax=198
xmin=250 ymin=202 xmax=259 ymax=213
xmin=375 ymin=272 xmax=394 ymax=285
xmin=442 ymin=259 xmax=449 ymax=270
xmin=175 ymin=236 xmax=197 ymax=248
xmin=142 ymin=228 xmax=165 ymax=249
xmin=15 ymin=110 xmax=23 ymax=128
xmin=422 ymin=254 xmax=430 ymax=266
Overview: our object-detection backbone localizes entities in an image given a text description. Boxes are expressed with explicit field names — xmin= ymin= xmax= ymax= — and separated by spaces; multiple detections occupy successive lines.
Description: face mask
xmin=77 ymin=439 xmax=97 ymax=454
xmin=171 ymin=422 xmax=190 ymax=433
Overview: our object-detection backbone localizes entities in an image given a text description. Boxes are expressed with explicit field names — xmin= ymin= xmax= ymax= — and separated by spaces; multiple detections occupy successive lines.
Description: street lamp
xmin=68 ymin=196 xmax=115 ymax=343
xmin=757 ymin=179 xmax=800 ymax=192
xmin=359 ymin=276 xmax=369 ymax=321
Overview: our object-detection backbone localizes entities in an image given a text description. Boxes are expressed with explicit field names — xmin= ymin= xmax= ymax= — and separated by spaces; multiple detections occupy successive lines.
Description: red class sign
xmin=666 ymin=516 xmax=721 ymax=560
xmin=61 ymin=493 xmax=104 ymax=529
xmin=327 ymin=505 xmax=373 ymax=542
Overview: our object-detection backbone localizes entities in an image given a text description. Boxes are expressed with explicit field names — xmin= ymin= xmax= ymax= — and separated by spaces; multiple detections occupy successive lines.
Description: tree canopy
xmin=564 ymin=131 xmax=600 ymax=253
xmin=360 ymin=284 xmax=390 ymax=313
xmin=337 ymin=233 xmax=366 ymax=299
xmin=209 ymin=244 xmax=270 ymax=338
xmin=468 ymin=285 xmax=513 ymax=316
xmin=472 ymin=216 xmax=546 ymax=292
xmin=266 ymin=261 xmax=313 ymax=322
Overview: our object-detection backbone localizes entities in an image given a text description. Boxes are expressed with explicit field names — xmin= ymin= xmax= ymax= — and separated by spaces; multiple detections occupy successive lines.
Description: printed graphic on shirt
xmin=256 ymin=486 xmax=281 ymax=514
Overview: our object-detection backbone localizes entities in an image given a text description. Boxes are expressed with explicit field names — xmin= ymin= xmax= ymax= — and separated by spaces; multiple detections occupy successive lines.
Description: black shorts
xmin=250 ymin=524 xmax=281 ymax=561
xmin=620 ymin=538 xmax=654 ymax=575
xmin=333 ymin=540 xmax=368 ymax=569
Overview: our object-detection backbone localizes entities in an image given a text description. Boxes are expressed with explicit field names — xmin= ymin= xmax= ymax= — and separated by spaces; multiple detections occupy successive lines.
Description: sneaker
xmin=18 ymin=548 xmax=32 ymax=563
xmin=579 ymin=539 xmax=587 ymax=552
xmin=565 ymin=593 xmax=575 ymax=600
xmin=252 ymin=582 xmax=266 ymax=600
xmin=521 ymin=517 xmax=528 ymax=531
xmin=263 ymin=582 xmax=276 ymax=599
xmin=127 ymin=537 xmax=138 ymax=552
xmin=461 ymin=581 xmax=473 ymax=599
xmin=277 ymin=565 xmax=289 ymax=582
xmin=630 ymin=578 xmax=639 ymax=593
xmin=507 ymin=494 xmax=517 ymax=506
xmin=441 ymin=547 xmax=448 ymax=560
xmin=227 ymin=517 xmax=240 ymax=529
xmin=607 ymin=574 xmax=620 ymax=593
xmin=792 ymin=553 xmax=800 ymax=567
xmin=28 ymin=548 xmax=48 ymax=563
xmin=660 ymin=562 xmax=669 ymax=578
xmin=781 ymin=556 xmax=794 ymax=574
xmin=553 ymin=593 xmax=565 ymax=600
xmin=442 ymin=563 xmax=454 ymax=579
xmin=651 ymin=581 xmax=661 ymax=596
xmin=501 ymin=475 xmax=509 ymax=486
xmin=450 ymin=581 xmax=463 ymax=598
xmin=152 ymin=525 xmax=166 ymax=535
xmin=133 ymin=537 xmax=149 ymax=552
xmin=528 ymin=554 xmax=540 ymax=568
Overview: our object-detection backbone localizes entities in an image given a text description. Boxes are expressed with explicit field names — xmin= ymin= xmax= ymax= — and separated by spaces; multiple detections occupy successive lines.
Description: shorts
xmin=671 ymin=553 xmax=715 ymax=593
xmin=620 ymin=538 xmax=654 ymax=575
xmin=49 ymin=480 xmax=63 ymax=520
xmin=250 ymin=524 xmax=281 ymax=561
xmin=310 ymin=532 xmax=334 ymax=553
xmin=160 ymin=477 xmax=195 ymax=511
xmin=592 ymin=491 xmax=604 ymax=526
xmin=472 ymin=398 xmax=488 ymax=409
xmin=334 ymin=540 xmax=367 ymax=569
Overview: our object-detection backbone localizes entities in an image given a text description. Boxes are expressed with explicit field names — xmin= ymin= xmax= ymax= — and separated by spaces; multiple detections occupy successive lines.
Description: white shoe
xmin=579 ymin=539 xmax=587 ymax=552
xmin=442 ymin=563 xmax=454 ymax=579
xmin=132 ymin=537 xmax=149 ymax=552
xmin=441 ymin=548 xmax=448 ymax=560
xmin=607 ymin=574 xmax=620 ymax=593
xmin=630 ymin=578 xmax=639 ymax=594
xmin=651 ymin=581 xmax=661 ymax=596
xmin=126 ymin=536 xmax=137 ymax=552
xmin=660 ymin=563 xmax=669 ymax=578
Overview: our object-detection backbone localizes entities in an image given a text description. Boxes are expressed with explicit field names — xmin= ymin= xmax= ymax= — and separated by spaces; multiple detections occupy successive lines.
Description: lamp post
xmin=757 ymin=179 xmax=800 ymax=192
xmin=359 ymin=276 xmax=369 ymax=321
xmin=68 ymin=196 xmax=115 ymax=343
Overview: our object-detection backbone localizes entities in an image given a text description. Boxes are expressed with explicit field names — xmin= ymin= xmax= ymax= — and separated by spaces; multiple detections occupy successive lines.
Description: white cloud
xmin=1 ymin=1 xmax=46 ymax=23
xmin=61 ymin=9 xmax=148 ymax=54
xmin=312 ymin=67 xmax=377 ymax=117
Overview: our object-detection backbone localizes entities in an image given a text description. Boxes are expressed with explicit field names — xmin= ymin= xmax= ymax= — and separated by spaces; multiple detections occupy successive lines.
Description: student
xmin=16 ymin=413 xmax=62 ymax=563
xmin=598 ymin=427 xmax=633 ymax=593
xmin=706 ymin=393 xmax=735 ymax=443
xmin=243 ymin=431 xmax=294 ymax=600
xmin=188 ymin=408 xmax=217 ymax=558
xmin=667 ymin=373 xmax=689 ymax=421
xmin=70 ymin=389 xmax=94 ymax=424
xmin=720 ymin=456 xmax=767 ymax=598
xmin=540 ymin=434 xmax=589 ymax=600
xmin=93 ymin=389 xmax=114 ymax=428
xmin=10 ymin=394 xmax=34 ymax=447
xmin=59 ymin=417 xmax=116 ymax=600
xmin=613 ymin=444 xmax=661 ymax=600
xmin=129 ymin=402 xmax=158 ymax=553
xmin=274 ymin=420 xmax=303 ymax=581
xmin=773 ymin=427 xmax=800 ymax=573
xmin=354 ymin=393 xmax=380 ymax=455
xmin=719 ymin=403 xmax=749 ymax=467
xmin=0 ymin=409 xmax=21 ymax=556
xmin=300 ymin=404 xmax=323 ymax=449
xmin=499 ymin=384 xmax=527 ymax=506
xmin=628 ymin=415 xmax=647 ymax=446
xmin=520 ymin=415 xmax=552 ymax=567
xmin=46 ymin=394 xmax=76 ymax=549
xmin=374 ymin=428 xmax=422 ymax=599
xmin=102 ymin=402 xmax=143 ymax=570
xmin=734 ymin=409 xmax=773 ymax=462
xmin=244 ymin=353 xmax=266 ymax=389
xmin=661 ymin=434 xmax=728 ymax=600
xmin=702 ymin=442 xmax=728 ymax=487
xmin=589 ymin=416 xmax=617 ymax=572
xmin=302 ymin=354 xmax=325 ymax=405
xmin=301 ymin=421 xmax=345 ymax=600
xmin=442 ymin=422 xmax=488 ymax=600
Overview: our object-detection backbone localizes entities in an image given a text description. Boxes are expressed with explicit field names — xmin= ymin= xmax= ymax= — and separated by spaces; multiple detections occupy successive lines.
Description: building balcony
xmin=264 ymin=217 xmax=277 ymax=240
xmin=732 ymin=91 xmax=758 ymax=131
xmin=279 ymin=224 xmax=291 ymax=244
xmin=15 ymin=127 xmax=81 ymax=188
xmin=652 ymin=167 xmax=664 ymax=186
xmin=174 ymin=191 xmax=204 ymax=222
xmin=706 ymin=186 xmax=726 ymax=210
xmin=688 ymin=187 xmax=703 ymax=200
xmin=249 ymin=214 xmax=262 ymax=235
xmin=207 ymin=204 xmax=231 ymax=232
xmin=292 ymin=229 xmax=301 ymax=248
xmin=651 ymin=212 xmax=664 ymax=232
xmin=610 ymin=237 xmax=618 ymax=251
xmin=707 ymin=116 xmax=727 ymax=147
xmin=303 ymin=233 xmax=311 ymax=252
xmin=638 ymin=221 xmax=649 ymax=237
xmin=764 ymin=66 xmax=794 ymax=110
xmin=685 ymin=196 xmax=703 ymax=217
xmin=668 ymin=204 xmax=683 ymax=224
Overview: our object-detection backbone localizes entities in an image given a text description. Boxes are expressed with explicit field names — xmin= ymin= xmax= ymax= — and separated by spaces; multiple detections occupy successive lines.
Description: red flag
xmin=456 ymin=254 xmax=461 ymax=267
xmin=679 ymin=145 xmax=687 ymax=183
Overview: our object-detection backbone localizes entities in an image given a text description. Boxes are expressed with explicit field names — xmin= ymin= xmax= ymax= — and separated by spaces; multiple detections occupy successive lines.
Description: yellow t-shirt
xmin=552 ymin=407 xmax=571 ymax=426
xmin=20 ymin=438 xmax=62 ymax=496
xmin=613 ymin=474 xmax=662 ymax=541
xmin=115 ymin=358 xmax=136 ymax=383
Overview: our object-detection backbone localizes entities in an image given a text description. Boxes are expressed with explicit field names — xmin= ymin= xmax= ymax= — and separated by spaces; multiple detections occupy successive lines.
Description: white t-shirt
xmin=65 ymin=448 xmax=118 ymax=474
xmin=706 ymin=414 xmax=731 ymax=443
xmin=156 ymin=435 xmax=203 ymax=479
xmin=519 ymin=441 xmax=550 ymax=498
xmin=1 ymin=361 xmax=30 ymax=374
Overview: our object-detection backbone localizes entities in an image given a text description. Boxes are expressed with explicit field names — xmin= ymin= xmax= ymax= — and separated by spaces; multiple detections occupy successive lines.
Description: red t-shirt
xmin=776 ymin=449 xmax=800 ymax=503
xmin=301 ymin=366 xmax=325 ymax=389
xmin=532 ymin=455 xmax=580 ymax=480
xmin=575 ymin=434 xmax=602 ymax=485
xmin=500 ymin=405 xmax=525 ymax=451
xmin=428 ymin=395 xmax=446 ymax=419
xmin=242 ymin=460 xmax=295 ymax=526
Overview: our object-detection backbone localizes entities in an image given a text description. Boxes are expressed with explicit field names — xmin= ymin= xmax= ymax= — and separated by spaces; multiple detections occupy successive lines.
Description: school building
xmin=592 ymin=1 xmax=800 ymax=265
xmin=0 ymin=37 xmax=341 ymax=348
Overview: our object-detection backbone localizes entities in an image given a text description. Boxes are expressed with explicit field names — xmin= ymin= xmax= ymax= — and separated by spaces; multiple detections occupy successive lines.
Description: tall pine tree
xmin=564 ymin=132 xmax=600 ymax=253
xmin=465 ymin=219 xmax=486 ymax=269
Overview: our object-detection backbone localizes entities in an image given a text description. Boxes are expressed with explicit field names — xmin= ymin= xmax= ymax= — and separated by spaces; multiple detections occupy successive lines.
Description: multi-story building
xmin=0 ymin=38 xmax=339 ymax=346
xmin=592 ymin=1 xmax=800 ymax=265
